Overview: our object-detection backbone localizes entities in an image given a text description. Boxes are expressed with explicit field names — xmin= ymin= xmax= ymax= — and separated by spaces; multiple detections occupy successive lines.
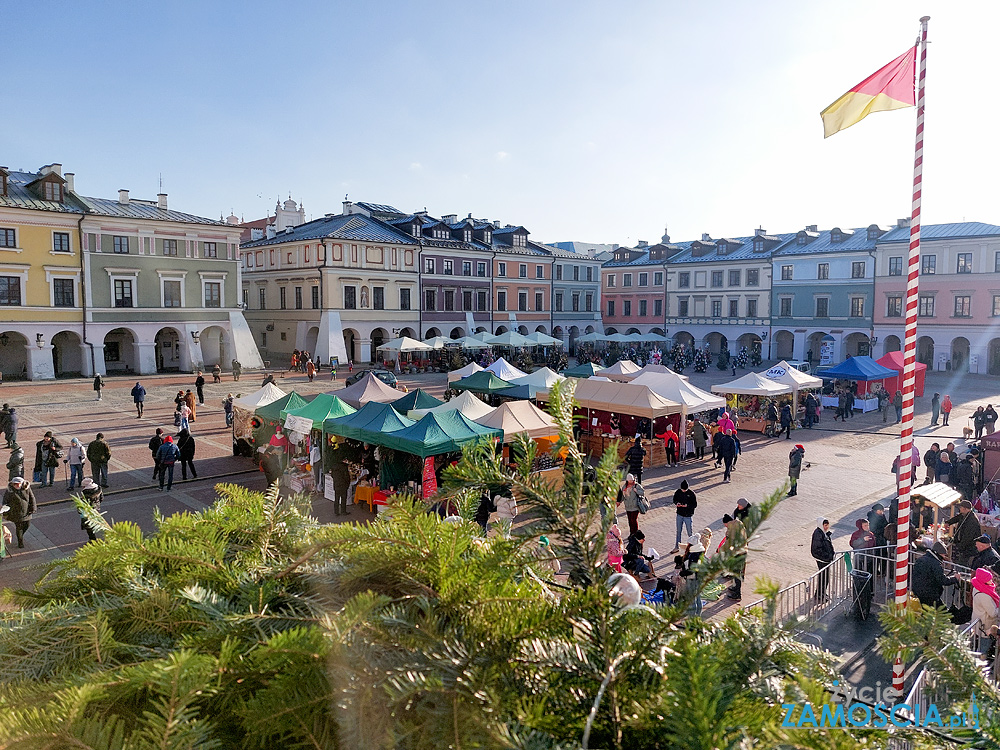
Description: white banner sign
xmin=284 ymin=414 xmax=314 ymax=435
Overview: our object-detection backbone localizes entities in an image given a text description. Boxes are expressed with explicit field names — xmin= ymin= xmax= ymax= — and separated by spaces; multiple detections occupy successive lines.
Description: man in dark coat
xmin=804 ymin=392 xmax=818 ymax=429
xmin=766 ymin=401 xmax=779 ymax=437
xmin=177 ymin=429 xmax=197 ymax=480
xmin=148 ymin=428 xmax=164 ymax=481
xmin=946 ymin=500 xmax=982 ymax=568
xmin=3 ymin=476 xmax=36 ymax=549
xmin=195 ymin=371 xmax=206 ymax=405
xmin=130 ymin=382 xmax=146 ymax=418
xmin=0 ymin=404 xmax=10 ymax=446
xmin=811 ymin=518 xmax=835 ymax=602
xmin=672 ymin=480 xmax=697 ymax=551
xmin=733 ymin=497 xmax=752 ymax=523
xmin=330 ymin=459 xmax=351 ymax=516
xmin=911 ymin=541 xmax=959 ymax=608
xmin=86 ymin=433 xmax=111 ymax=488
xmin=260 ymin=447 xmax=282 ymax=487
xmin=717 ymin=430 xmax=737 ymax=483
xmin=955 ymin=456 xmax=976 ymax=502
xmin=867 ymin=503 xmax=889 ymax=575
xmin=970 ymin=535 xmax=1000 ymax=576
xmin=779 ymin=403 xmax=793 ymax=440
xmin=624 ymin=438 xmax=645 ymax=483
xmin=5 ymin=407 xmax=18 ymax=448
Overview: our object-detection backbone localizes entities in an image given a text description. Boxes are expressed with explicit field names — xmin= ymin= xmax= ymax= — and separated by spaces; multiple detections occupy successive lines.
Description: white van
xmin=785 ymin=361 xmax=812 ymax=374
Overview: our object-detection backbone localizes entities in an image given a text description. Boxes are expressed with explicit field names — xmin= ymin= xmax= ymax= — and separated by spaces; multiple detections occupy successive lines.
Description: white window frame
xmin=0 ymin=263 xmax=29 ymax=305
xmin=44 ymin=266 xmax=81 ymax=308
xmin=51 ymin=230 xmax=72 ymax=255
xmin=158 ymin=270 xmax=188 ymax=308
xmin=198 ymin=271 xmax=228 ymax=309
xmin=105 ymin=268 xmax=141 ymax=308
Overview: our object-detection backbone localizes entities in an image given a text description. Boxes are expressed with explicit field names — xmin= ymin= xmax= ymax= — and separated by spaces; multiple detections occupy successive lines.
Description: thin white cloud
xmin=409 ymin=162 xmax=423 ymax=171
xmin=495 ymin=151 xmax=510 ymax=162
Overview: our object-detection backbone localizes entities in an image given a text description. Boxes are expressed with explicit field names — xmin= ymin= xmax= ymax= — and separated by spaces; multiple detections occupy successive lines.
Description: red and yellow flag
xmin=821 ymin=47 xmax=916 ymax=137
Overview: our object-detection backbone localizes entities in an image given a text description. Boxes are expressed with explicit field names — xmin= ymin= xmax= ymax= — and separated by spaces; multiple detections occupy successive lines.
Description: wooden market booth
xmin=710 ymin=372 xmax=793 ymax=433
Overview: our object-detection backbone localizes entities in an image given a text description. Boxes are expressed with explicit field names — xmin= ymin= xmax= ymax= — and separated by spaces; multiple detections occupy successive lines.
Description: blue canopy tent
xmin=817 ymin=355 xmax=897 ymax=409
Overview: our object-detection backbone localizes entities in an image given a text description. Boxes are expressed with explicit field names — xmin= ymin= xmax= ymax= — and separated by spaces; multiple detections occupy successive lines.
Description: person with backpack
xmin=130 ymin=381 xmax=146 ymax=418
xmin=93 ymin=374 xmax=105 ymax=401
xmin=787 ymin=444 xmax=805 ymax=497
xmin=617 ymin=473 xmax=645 ymax=536
xmin=148 ymin=428 xmax=164 ymax=481
xmin=65 ymin=437 xmax=86 ymax=491
xmin=155 ymin=436 xmax=180 ymax=491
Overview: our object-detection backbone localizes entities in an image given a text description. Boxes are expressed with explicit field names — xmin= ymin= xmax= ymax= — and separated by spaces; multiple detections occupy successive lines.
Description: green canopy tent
xmin=324 ymin=401 xmax=415 ymax=443
xmin=451 ymin=370 xmax=515 ymax=395
xmin=253 ymin=392 xmax=311 ymax=447
xmin=280 ymin=393 xmax=356 ymax=427
xmin=381 ymin=410 xmax=503 ymax=458
xmin=390 ymin=389 xmax=444 ymax=414
xmin=561 ymin=362 xmax=604 ymax=378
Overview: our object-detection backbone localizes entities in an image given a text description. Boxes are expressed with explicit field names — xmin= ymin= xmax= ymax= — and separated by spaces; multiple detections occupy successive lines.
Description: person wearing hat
xmin=811 ymin=518 xmax=835 ymax=602
xmin=65 ymin=437 xmax=86 ymax=490
xmin=78 ymin=477 xmax=103 ymax=541
xmin=682 ymin=533 xmax=706 ymax=616
xmin=911 ymin=541 xmax=959 ymax=608
xmin=972 ymin=568 xmax=1000 ymax=649
xmin=971 ymin=535 xmax=1000 ymax=576
xmin=624 ymin=438 xmax=646 ymax=484
xmin=787 ymin=444 xmax=805 ymax=497
xmin=624 ymin=529 xmax=656 ymax=580
xmin=722 ymin=513 xmax=747 ymax=601
xmin=946 ymin=499 xmax=982 ymax=569
xmin=733 ymin=498 xmax=751 ymax=523
xmin=6 ymin=441 xmax=23 ymax=482
xmin=155 ymin=435 xmax=180 ymax=491
xmin=671 ymin=480 xmax=697 ymax=552
xmin=3 ymin=476 xmax=36 ymax=549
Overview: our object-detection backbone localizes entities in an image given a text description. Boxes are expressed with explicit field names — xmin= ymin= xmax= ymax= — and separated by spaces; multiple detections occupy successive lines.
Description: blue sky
xmin=5 ymin=1 xmax=996 ymax=245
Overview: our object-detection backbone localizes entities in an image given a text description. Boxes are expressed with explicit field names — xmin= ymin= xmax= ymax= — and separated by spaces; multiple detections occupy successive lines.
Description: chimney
xmin=897 ymin=217 xmax=910 ymax=229
xmin=342 ymin=200 xmax=353 ymax=215
xmin=493 ymin=220 xmax=501 ymax=229
xmin=701 ymin=233 xmax=712 ymax=242
xmin=442 ymin=214 xmax=457 ymax=224
xmin=806 ymin=224 xmax=817 ymax=232
xmin=39 ymin=163 xmax=63 ymax=177
xmin=157 ymin=193 xmax=168 ymax=210
xmin=64 ymin=173 xmax=75 ymax=193
xmin=118 ymin=189 xmax=130 ymax=204
xmin=637 ymin=240 xmax=648 ymax=248
xmin=754 ymin=227 xmax=766 ymax=237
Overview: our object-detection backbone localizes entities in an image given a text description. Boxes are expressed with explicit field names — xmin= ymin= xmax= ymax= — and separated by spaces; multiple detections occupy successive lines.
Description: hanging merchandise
xmin=422 ymin=456 xmax=437 ymax=500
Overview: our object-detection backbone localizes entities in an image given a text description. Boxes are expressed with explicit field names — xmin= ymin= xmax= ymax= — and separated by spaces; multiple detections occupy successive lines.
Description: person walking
xmin=148 ymin=428 xmax=164 ymax=481
xmin=65 ymin=437 xmax=85 ymax=490
xmin=195 ymin=372 xmax=206 ymax=405
xmin=223 ymin=393 xmax=234 ymax=427
xmin=617 ymin=473 xmax=644 ymax=536
xmin=787 ymin=443 xmax=805 ymax=496
xmin=130 ymin=381 xmax=146 ymax=418
xmin=184 ymin=389 xmax=197 ymax=423
xmin=155 ymin=436 xmax=180 ymax=491
xmin=624 ymin=438 xmax=645 ymax=483
xmin=179 ymin=401 xmax=192 ymax=431
xmin=779 ymin=403 xmax=793 ymax=440
xmin=231 ymin=359 xmax=242 ymax=381
xmin=835 ymin=390 xmax=848 ymax=422
xmin=893 ymin=390 xmax=903 ymax=424
xmin=722 ymin=513 xmax=748 ymax=601
xmin=86 ymin=433 xmax=111 ymax=488
xmin=0 ymin=403 xmax=10 ymax=447
xmin=93 ymin=374 xmax=105 ymax=401
xmin=691 ymin=418 xmax=708 ymax=459
xmin=880 ymin=390 xmax=891 ymax=423
xmin=306 ymin=359 xmax=316 ymax=382
xmin=79 ymin=477 xmax=103 ymax=542
xmin=661 ymin=425 xmax=679 ymax=467
xmin=38 ymin=432 xmax=62 ymax=487
xmin=212 ymin=364 xmax=222 ymax=384
xmin=672 ymin=480 xmax=697 ymax=552
xmin=717 ymin=429 xmax=738 ymax=483
xmin=6 ymin=442 xmax=23 ymax=482
xmin=711 ymin=425 xmax=724 ymax=466
xmin=941 ymin=394 xmax=952 ymax=426
xmin=811 ymin=518 xmax=835 ymax=602
xmin=766 ymin=400 xmax=779 ymax=437
xmin=177 ymin=429 xmax=197 ymax=480
xmin=3 ymin=476 xmax=36 ymax=549
xmin=930 ymin=392 xmax=941 ymax=426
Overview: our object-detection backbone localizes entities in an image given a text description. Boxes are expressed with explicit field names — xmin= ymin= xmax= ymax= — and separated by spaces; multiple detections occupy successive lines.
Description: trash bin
xmin=851 ymin=569 xmax=874 ymax=620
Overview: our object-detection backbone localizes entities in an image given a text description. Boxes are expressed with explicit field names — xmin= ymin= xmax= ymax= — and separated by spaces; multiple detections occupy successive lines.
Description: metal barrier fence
xmin=742 ymin=551 xmax=858 ymax=626
xmin=852 ymin=547 xmax=973 ymax=611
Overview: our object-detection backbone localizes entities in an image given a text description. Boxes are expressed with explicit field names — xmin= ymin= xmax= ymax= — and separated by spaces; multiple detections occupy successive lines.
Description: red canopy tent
xmin=876 ymin=351 xmax=926 ymax=398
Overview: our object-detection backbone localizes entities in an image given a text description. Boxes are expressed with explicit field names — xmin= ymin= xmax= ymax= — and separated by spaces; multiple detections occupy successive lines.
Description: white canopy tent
xmin=632 ymin=363 xmax=689 ymax=381
xmin=632 ymin=371 xmax=726 ymax=412
xmin=232 ymin=382 xmax=287 ymax=411
xmin=598 ymin=360 xmax=643 ymax=382
xmin=409 ymin=389 xmax=496 ymax=421
xmin=761 ymin=360 xmax=824 ymax=414
xmin=486 ymin=357 xmax=528 ymax=381
xmin=423 ymin=336 xmax=455 ymax=350
xmin=487 ymin=331 xmax=533 ymax=348
xmin=575 ymin=332 xmax=602 ymax=343
xmin=454 ymin=336 xmax=491 ymax=349
xmin=509 ymin=366 xmax=565 ymax=390
xmin=377 ymin=336 xmax=433 ymax=353
xmin=474 ymin=400 xmax=558 ymax=442
xmin=524 ymin=331 xmax=564 ymax=347
xmin=710 ymin=371 xmax=793 ymax=396
xmin=447 ymin=361 xmax=485 ymax=384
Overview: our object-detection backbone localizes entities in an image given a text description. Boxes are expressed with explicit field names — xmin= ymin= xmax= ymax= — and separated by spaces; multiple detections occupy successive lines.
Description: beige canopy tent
xmin=571 ymin=378 xmax=683 ymax=420
xmin=447 ymin=361 xmax=485 ymax=384
xmin=597 ymin=360 xmax=643 ymax=382
xmin=423 ymin=336 xmax=454 ymax=349
xmin=509 ymin=366 xmax=565 ymax=389
xmin=409 ymin=389 xmax=496 ymax=421
xmin=232 ymin=382 xmax=288 ymax=439
xmin=632 ymin=371 xmax=726 ymax=412
xmin=475 ymin=400 xmax=558 ymax=441
xmin=327 ymin=372 xmax=402 ymax=408
xmin=761 ymin=360 xmax=824 ymax=413
xmin=710 ymin=372 xmax=793 ymax=396
xmin=632 ymin=363 xmax=689 ymax=381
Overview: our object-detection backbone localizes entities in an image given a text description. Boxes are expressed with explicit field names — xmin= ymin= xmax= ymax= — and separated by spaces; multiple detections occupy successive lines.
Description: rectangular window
xmin=851 ymin=261 xmax=866 ymax=279
xmin=258 ymin=287 xmax=266 ymax=310
xmin=678 ymin=299 xmax=689 ymax=316
xmin=817 ymin=263 xmax=830 ymax=280
xmin=555 ymin=264 xmax=563 ymax=281
xmin=994 ymin=295 xmax=1000 ymax=317
xmin=956 ymin=253 xmax=973 ymax=273
xmin=294 ymin=287 xmax=303 ymax=310
xmin=573 ymin=265 xmax=580 ymax=281
xmin=746 ymin=269 xmax=759 ymax=286
xmin=624 ymin=300 xmax=632 ymax=316
xmin=607 ymin=300 xmax=615 ymax=317
xmin=639 ymin=272 xmax=648 ymax=287
xmin=555 ymin=292 xmax=563 ymax=312
xmin=424 ymin=258 xmax=435 ymax=273
xmin=424 ymin=289 xmax=436 ymax=311
xmin=850 ymin=298 xmax=864 ymax=317
xmin=678 ymin=272 xmax=690 ymax=288
xmin=163 ymin=280 xmax=182 ymax=307
xmin=373 ymin=286 xmax=384 ymax=310
xmin=162 ymin=239 xmax=178 ymax=256
xmin=0 ymin=229 xmax=15 ymax=248
xmin=279 ymin=287 xmax=287 ymax=309
xmin=44 ymin=181 xmax=60 ymax=201
xmin=921 ymin=255 xmax=936 ymax=274
xmin=954 ymin=295 xmax=971 ymax=317
xmin=205 ymin=282 xmax=221 ymax=308
xmin=113 ymin=235 xmax=129 ymax=254
xmin=996 ymin=252 xmax=1000 ymax=273
xmin=344 ymin=286 xmax=356 ymax=309
xmin=477 ymin=290 xmax=487 ymax=311
xmin=204 ymin=242 xmax=217 ymax=258
xmin=887 ymin=296 xmax=903 ymax=317
xmin=462 ymin=261 xmax=471 ymax=276
xmin=462 ymin=290 xmax=472 ymax=311
xmin=311 ymin=286 xmax=319 ymax=309
xmin=497 ymin=291 xmax=507 ymax=312
xmin=536 ymin=265 xmax=544 ymax=279
xmin=243 ymin=289 xmax=248 ymax=309
xmin=918 ymin=295 xmax=935 ymax=317
xmin=114 ymin=279 xmax=133 ymax=308
xmin=535 ymin=292 xmax=543 ymax=311
xmin=400 ymin=288 xmax=411 ymax=310
xmin=444 ymin=290 xmax=454 ymax=311
xmin=746 ymin=298 xmax=757 ymax=317
xmin=888 ymin=256 xmax=903 ymax=276
xmin=519 ymin=264 xmax=527 ymax=278
xmin=443 ymin=260 xmax=453 ymax=275
xmin=728 ymin=299 xmax=738 ymax=317
xmin=623 ymin=273 xmax=632 ymax=287
xmin=781 ymin=265 xmax=793 ymax=280
xmin=498 ymin=262 xmax=507 ymax=277
xmin=711 ymin=300 xmax=722 ymax=317
xmin=816 ymin=298 xmax=829 ymax=318
xmin=654 ymin=298 xmax=663 ymax=316
xmin=572 ymin=293 xmax=580 ymax=312
xmin=586 ymin=293 xmax=593 ymax=312
xmin=639 ymin=299 xmax=648 ymax=316
xmin=53 ymin=278 xmax=74 ymax=307
xmin=711 ymin=271 xmax=723 ymax=287
xmin=52 ymin=232 xmax=70 ymax=253
xmin=587 ymin=267 xmax=593 ymax=282
xmin=518 ymin=292 xmax=527 ymax=311
xmin=779 ymin=298 xmax=792 ymax=317
xmin=728 ymin=270 xmax=740 ymax=286
xmin=607 ymin=275 xmax=615 ymax=288
xmin=477 ymin=261 xmax=487 ymax=277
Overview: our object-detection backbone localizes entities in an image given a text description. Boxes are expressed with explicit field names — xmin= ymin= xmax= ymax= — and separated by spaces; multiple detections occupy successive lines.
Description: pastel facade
xmin=491 ymin=228 xmax=552 ymax=335
xmin=601 ymin=240 xmax=670 ymax=336
xmin=549 ymin=244 xmax=603 ymax=352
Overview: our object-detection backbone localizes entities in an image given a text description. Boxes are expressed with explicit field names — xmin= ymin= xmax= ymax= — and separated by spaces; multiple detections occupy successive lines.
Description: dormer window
xmin=753 ymin=239 xmax=765 ymax=252
xmin=43 ymin=180 xmax=62 ymax=202
xmin=412 ymin=223 xmax=421 ymax=238
xmin=797 ymin=235 xmax=807 ymax=245
xmin=0 ymin=172 xmax=6 ymax=197
xmin=831 ymin=230 xmax=842 ymax=243
xmin=867 ymin=228 xmax=877 ymax=240
xmin=484 ymin=231 xmax=492 ymax=244
xmin=464 ymin=230 xmax=471 ymax=242
xmin=717 ymin=242 xmax=728 ymax=255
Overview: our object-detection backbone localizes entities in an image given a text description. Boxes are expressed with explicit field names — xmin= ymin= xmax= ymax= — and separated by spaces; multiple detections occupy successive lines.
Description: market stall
xmin=486 ymin=331 xmax=533 ymax=348
xmin=818 ymin=356 xmax=897 ymax=412
xmin=448 ymin=361 xmax=485 ymax=384
xmin=598 ymin=360 xmax=643 ymax=382
xmin=524 ymin=331 xmax=564 ymax=347
xmin=561 ymin=362 xmax=604 ymax=378
xmin=762 ymin=360 xmax=824 ymax=417
xmin=632 ymin=370 xmax=726 ymax=453
xmin=408 ymin=390 xmax=495 ymax=421
xmin=485 ymin=357 xmax=528 ymax=381
xmin=876 ymin=351 xmax=927 ymax=398
xmin=452 ymin=371 xmax=516 ymax=397
xmin=232 ymin=382 xmax=288 ymax=447
xmin=710 ymin=372 xmax=793 ymax=433
xmin=453 ymin=336 xmax=492 ymax=350
xmin=279 ymin=394 xmax=357 ymax=493
xmin=391 ymin=389 xmax=444 ymax=414
xmin=475 ymin=401 xmax=564 ymax=485
xmin=510 ymin=366 xmax=564 ymax=390
xmin=251 ymin=392 xmax=310 ymax=452
xmin=328 ymin=371 xmax=404 ymax=409
xmin=632 ymin=363 xmax=689 ymax=381
xmin=982 ymin=432 xmax=1000 ymax=505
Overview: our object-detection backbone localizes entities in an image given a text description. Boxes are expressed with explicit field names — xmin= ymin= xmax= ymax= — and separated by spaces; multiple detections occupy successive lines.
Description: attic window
xmin=831 ymin=231 xmax=842 ymax=243
xmin=484 ymin=231 xmax=492 ymax=244
xmin=797 ymin=235 xmax=807 ymax=245
xmin=717 ymin=242 xmax=728 ymax=255
xmin=0 ymin=174 xmax=6 ymax=197
xmin=412 ymin=224 xmax=421 ymax=238
xmin=43 ymin=180 xmax=62 ymax=202
xmin=867 ymin=228 xmax=878 ymax=240
xmin=753 ymin=239 xmax=765 ymax=252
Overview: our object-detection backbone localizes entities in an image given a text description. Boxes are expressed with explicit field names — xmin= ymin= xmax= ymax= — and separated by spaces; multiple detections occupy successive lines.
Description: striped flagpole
xmin=892 ymin=15 xmax=930 ymax=696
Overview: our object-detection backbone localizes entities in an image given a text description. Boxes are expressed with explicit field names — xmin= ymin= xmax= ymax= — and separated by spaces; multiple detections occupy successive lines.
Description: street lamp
xmin=35 ymin=333 xmax=44 ymax=348
xmin=191 ymin=331 xmax=201 ymax=344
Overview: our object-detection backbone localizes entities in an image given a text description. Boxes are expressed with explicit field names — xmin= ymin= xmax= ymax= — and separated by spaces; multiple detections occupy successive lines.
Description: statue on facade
xmin=360 ymin=286 xmax=369 ymax=309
